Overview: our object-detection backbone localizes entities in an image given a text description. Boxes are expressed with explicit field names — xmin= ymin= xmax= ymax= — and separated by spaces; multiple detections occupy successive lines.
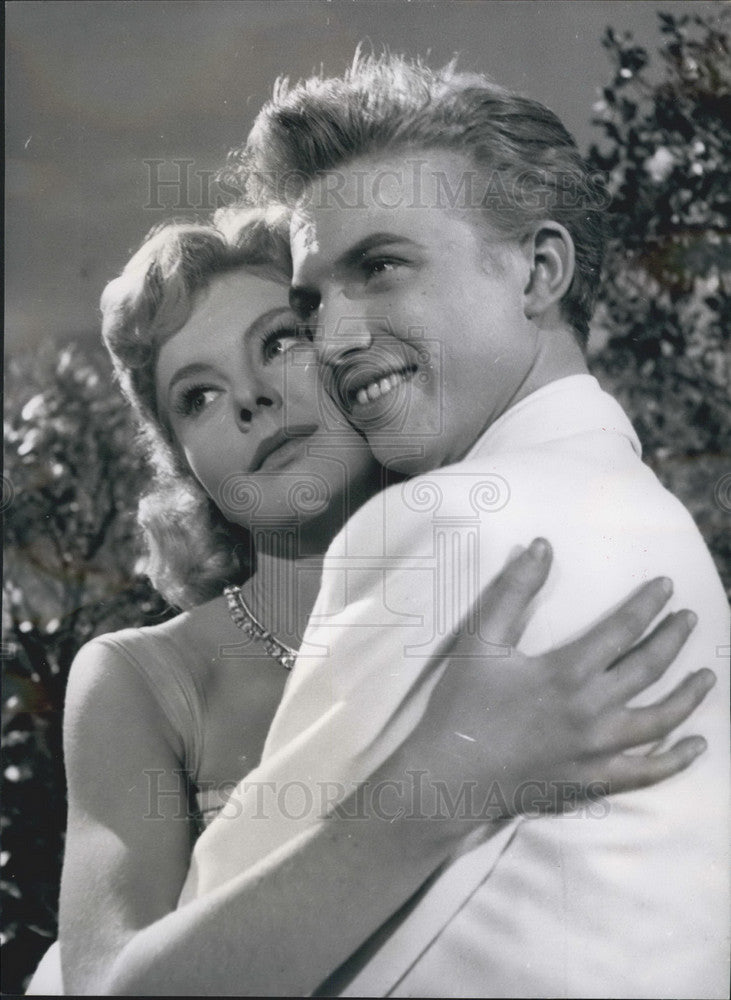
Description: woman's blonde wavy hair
xmin=100 ymin=207 xmax=292 ymax=609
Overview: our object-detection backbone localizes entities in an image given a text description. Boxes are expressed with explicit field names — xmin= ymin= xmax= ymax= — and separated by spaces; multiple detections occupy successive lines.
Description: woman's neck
xmin=239 ymin=535 xmax=326 ymax=650
xmin=237 ymin=465 xmax=397 ymax=647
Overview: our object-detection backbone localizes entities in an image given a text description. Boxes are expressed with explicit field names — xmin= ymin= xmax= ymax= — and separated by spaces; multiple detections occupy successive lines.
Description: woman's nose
xmin=233 ymin=383 xmax=280 ymax=433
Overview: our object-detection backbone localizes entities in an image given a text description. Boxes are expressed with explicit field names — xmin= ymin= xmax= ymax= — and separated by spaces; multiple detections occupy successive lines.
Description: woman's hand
xmin=402 ymin=538 xmax=714 ymax=823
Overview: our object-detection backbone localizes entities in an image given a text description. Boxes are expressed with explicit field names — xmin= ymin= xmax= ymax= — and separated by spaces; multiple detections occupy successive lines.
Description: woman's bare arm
xmin=59 ymin=640 xmax=195 ymax=994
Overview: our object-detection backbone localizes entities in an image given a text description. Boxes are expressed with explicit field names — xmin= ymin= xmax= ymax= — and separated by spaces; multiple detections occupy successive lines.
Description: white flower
xmin=645 ymin=147 xmax=676 ymax=183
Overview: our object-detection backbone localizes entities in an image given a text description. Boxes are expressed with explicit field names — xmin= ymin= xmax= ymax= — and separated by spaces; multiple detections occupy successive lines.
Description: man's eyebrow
xmin=339 ymin=233 xmax=417 ymax=267
xmin=289 ymin=233 xmax=419 ymax=316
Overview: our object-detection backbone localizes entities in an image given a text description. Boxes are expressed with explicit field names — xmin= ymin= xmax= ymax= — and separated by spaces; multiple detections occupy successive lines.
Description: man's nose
xmin=316 ymin=291 xmax=374 ymax=368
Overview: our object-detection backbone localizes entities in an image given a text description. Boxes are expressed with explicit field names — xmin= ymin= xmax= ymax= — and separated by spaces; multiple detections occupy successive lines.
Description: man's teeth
xmin=355 ymin=370 xmax=411 ymax=406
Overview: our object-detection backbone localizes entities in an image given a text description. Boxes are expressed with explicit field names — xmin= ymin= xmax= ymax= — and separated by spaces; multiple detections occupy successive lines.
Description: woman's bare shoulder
xmin=63 ymin=597 xmax=234 ymax=743
xmin=65 ymin=592 xmax=283 ymax=773
xmin=74 ymin=594 xmax=239 ymax=677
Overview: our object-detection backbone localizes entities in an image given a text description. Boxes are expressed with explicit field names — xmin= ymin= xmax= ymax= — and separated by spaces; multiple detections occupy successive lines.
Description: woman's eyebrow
xmin=166 ymin=307 xmax=295 ymax=398
xmin=167 ymin=362 xmax=213 ymax=397
xmin=244 ymin=306 xmax=296 ymax=338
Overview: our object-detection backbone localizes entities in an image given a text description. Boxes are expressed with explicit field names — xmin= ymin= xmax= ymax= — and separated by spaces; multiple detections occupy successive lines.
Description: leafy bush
xmin=2 ymin=340 xmax=172 ymax=990
xmin=587 ymin=8 xmax=730 ymax=594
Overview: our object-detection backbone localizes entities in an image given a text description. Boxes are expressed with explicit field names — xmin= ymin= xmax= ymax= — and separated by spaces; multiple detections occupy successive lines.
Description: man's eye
xmin=362 ymin=258 xmax=403 ymax=282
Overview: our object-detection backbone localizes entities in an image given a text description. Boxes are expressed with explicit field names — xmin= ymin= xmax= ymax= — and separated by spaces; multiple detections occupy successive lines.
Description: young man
xmin=187 ymin=57 xmax=729 ymax=997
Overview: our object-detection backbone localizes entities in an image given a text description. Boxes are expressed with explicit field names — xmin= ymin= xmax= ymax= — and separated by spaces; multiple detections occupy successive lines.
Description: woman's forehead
xmin=200 ymin=269 xmax=291 ymax=314
xmin=163 ymin=269 xmax=291 ymax=346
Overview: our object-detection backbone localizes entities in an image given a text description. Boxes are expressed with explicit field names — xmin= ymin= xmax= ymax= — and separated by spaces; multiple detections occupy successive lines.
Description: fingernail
xmin=690 ymin=736 xmax=707 ymax=756
xmin=683 ymin=610 xmax=698 ymax=630
xmin=660 ymin=577 xmax=673 ymax=596
xmin=529 ymin=538 xmax=549 ymax=561
xmin=697 ymin=668 xmax=716 ymax=688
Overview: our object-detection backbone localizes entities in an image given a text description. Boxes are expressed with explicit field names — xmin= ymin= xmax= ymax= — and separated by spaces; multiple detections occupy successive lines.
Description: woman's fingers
xmin=555 ymin=577 xmax=675 ymax=679
xmin=603 ymin=610 xmax=698 ymax=704
xmin=451 ymin=539 xmax=552 ymax=654
xmin=611 ymin=668 xmax=716 ymax=751
xmin=604 ymin=736 xmax=708 ymax=794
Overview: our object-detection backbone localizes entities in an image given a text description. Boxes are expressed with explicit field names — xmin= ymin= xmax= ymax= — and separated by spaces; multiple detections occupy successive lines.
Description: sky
xmin=5 ymin=0 xmax=719 ymax=357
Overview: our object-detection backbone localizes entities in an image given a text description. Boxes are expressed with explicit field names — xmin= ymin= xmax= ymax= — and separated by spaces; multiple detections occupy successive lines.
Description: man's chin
xmin=365 ymin=438 xmax=440 ymax=478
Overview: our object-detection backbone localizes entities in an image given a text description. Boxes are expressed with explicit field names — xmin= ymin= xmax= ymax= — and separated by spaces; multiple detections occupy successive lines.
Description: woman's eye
xmin=262 ymin=327 xmax=314 ymax=362
xmin=174 ymin=386 xmax=219 ymax=417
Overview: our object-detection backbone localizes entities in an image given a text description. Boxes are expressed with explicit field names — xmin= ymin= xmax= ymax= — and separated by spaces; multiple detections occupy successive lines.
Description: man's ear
xmin=521 ymin=222 xmax=576 ymax=320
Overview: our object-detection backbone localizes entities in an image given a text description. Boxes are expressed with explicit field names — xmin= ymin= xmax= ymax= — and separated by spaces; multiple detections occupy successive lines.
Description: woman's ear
xmin=521 ymin=222 xmax=576 ymax=320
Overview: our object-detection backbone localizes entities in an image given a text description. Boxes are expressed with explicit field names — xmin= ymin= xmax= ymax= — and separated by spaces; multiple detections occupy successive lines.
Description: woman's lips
xmin=253 ymin=425 xmax=319 ymax=471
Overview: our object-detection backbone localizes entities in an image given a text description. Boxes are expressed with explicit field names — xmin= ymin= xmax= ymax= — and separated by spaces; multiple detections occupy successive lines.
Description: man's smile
xmin=330 ymin=360 xmax=419 ymax=413
xmin=352 ymin=367 xmax=417 ymax=407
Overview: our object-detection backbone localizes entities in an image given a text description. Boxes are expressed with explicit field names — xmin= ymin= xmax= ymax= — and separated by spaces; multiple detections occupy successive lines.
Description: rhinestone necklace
xmin=223 ymin=584 xmax=297 ymax=671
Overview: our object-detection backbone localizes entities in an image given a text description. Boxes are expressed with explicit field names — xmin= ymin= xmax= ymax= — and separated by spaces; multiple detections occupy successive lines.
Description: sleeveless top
xmin=26 ymin=595 xmax=290 ymax=995
xmin=91 ymin=624 xmax=230 ymax=829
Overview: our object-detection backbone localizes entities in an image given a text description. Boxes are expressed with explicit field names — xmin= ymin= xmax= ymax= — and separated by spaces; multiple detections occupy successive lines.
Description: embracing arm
xmin=59 ymin=639 xmax=195 ymax=994
xmin=60 ymin=638 xmax=457 ymax=997
xmin=90 ymin=547 xmax=711 ymax=997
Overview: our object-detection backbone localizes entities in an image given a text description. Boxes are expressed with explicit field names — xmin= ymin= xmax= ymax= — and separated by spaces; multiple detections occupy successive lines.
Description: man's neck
xmin=511 ymin=324 xmax=589 ymax=411
xmin=460 ymin=323 xmax=588 ymax=465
